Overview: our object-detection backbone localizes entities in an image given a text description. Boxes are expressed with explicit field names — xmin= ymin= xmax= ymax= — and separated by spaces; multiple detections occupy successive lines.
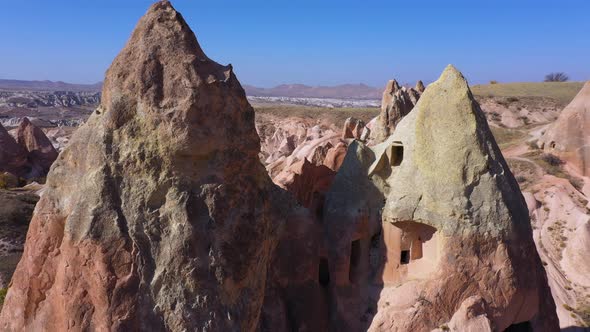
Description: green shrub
xmin=541 ymin=153 xmax=564 ymax=166
xmin=0 ymin=288 xmax=7 ymax=308
xmin=569 ymin=177 xmax=585 ymax=192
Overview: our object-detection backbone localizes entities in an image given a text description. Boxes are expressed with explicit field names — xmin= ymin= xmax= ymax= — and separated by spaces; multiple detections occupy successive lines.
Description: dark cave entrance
xmin=319 ymin=258 xmax=330 ymax=287
xmin=400 ymin=250 xmax=410 ymax=265
xmin=349 ymin=239 xmax=361 ymax=283
xmin=392 ymin=144 xmax=403 ymax=166
xmin=504 ymin=321 xmax=532 ymax=332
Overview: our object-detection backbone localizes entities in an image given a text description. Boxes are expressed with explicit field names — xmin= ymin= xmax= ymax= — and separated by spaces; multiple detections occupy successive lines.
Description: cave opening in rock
xmin=319 ymin=258 xmax=330 ymax=286
xmin=400 ymin=250 xmax=410 ymax=264
xmin=391 ymin=143 xmax=403 ymax=166
xmin=504 ymin=321 xmax=532 ymax=332
xmin=349 ymin=239 xmax=361 ymax=283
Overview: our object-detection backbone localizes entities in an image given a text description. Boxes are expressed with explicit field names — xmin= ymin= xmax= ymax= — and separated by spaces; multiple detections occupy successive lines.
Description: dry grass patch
xmin=254 ymin=105 xmax=379 ymax=127
xmin=472 ymin=82 xmax=584 ymax=105
xmin=490 ymin=126 xmax=527 ymax=149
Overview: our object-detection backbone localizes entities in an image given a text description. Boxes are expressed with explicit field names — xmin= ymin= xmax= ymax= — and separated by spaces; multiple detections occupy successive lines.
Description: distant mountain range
xmin=0 ymin=79 xmax=102 ymax=92
xmin=243 ymin=83 xmax=382 ymax=99
xmin=0 ymin=79 xmax=384 ymax=99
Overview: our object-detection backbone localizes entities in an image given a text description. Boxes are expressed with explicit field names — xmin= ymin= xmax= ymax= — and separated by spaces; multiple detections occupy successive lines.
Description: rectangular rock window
xmin=349 ymin=239 xmax=361 ymax=283
xmin=504 ymin=321 xmax=532 ymax=332
xmin=319 ymin=258 xmax=330 ymax=286
xmin=400 ymin=250 xmax=410 ymax=265
xmin=392 ymin=145 xmax=403 ymax=166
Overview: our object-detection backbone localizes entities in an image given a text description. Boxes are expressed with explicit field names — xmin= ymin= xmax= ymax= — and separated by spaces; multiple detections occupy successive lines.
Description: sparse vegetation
xmin=254 ymin=105 xmax=379 ymax=127
xmin=526 ymin=140 xmax=539 ymax=150
xmin=490 ymin=127 xmax=527 ymax=149
xmin=0 ymin=288 xmax=7 ymax=308
xmin=541 ymin=153 xmax=564 ymax=167
xmin=544 ymin=72 xmax=569 ymax=82
xmin=576 ymin=304 xmax=590 ymax=327
xmin=472 ymin=81 xmax=584 ymax=104
xmin=569 ymin=177 xmax=585 ymax=192
xmin=489 ymin=80 xmax=498 ymax=84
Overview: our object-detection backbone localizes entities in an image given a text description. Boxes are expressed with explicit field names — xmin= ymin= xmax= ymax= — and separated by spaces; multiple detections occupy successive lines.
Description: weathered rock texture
xmin=415 ymin=80 xmax=425 ymax=93
xmin=370 ymin=79 xmax=421 ymax=144
xmin=541 ymin=81 xmax=590 ymax=176
xmin=342 ymin=117 xmax=366 ymax=140
xmin=272 ymin=158 xmax=335 ymax=212
xmin=321 ymin=65 xmax=558 ymax=331
xmin=16 ymin=117 xmax=58 ymax=177
xmin=0 ymin=123 xmax=28 ymax=177
xmin=0 ymin=2 xmax=307 ymax=331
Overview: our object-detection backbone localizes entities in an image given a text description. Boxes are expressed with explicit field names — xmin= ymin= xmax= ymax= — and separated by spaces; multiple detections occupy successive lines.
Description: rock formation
xmin=0 ymin=123 xmax=28 ymax=177
xmin=416 ymin=80 xmax=425 ymax=93
xmin=0 ymin=118 xmax=58 ymax=179
xmin=272 ymin=158 xmax=335 ymax=213
xmin=265 ymin=125 xmax=343 ymax=178
xmin=370 ymin=79 xmax=421 ymax=144
xmin=342 ymin=117 xmax=366 ymax=140
xmin=16 ymin=117 xmax=58 ymax=177
xmin=323 ymin=142 xmax=348 ymax=171
xmin=0 ymin=2 xmax=308 ymax=330
xmin=541 ymin=81 xmax=590 ymax=176
xmin=320 ymin=65 xmax=558 ymax=331
xmin=0 ymin=2 xmax=560 ymax=330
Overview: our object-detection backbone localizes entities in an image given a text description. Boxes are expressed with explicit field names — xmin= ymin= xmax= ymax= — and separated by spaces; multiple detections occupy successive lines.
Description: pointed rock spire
xmin=0 ymin=122 xmax=28 ymax=176
xmin=415 ymin=80 xmax=425 ymax=92
xmin=371 ymin=78 xmax=421 ymax=143
xmin=16 ymin=117 xmax=58 ymax=177
xmin=322 ymin=65 xmax=558 ymax=331
xmin=0 ymin=2 xmax=293 ymax=331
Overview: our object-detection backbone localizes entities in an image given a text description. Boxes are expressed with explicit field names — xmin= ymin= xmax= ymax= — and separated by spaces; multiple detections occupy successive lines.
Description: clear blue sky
xmin=1 ymin=0 xmax=588 ymax=87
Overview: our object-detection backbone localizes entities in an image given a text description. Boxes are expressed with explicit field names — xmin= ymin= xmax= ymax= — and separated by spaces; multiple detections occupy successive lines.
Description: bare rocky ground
xmin=0 ymin=82 xmax=588 ymax=328
xmin=480 ymin=94 xmax=590 ymax=330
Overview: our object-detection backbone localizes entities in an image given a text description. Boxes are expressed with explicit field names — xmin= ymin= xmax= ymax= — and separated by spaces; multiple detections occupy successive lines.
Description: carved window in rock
xmin=400 ymin=250 xmax=410 ymax=265
xmin=319 ymin=258 xmax=330 ymax=286
xmin=503 ymin=321 xmax=532 ymax=332
xmin=391 ymin=142 xmax=403 ymax=166
xmin=349 ymin=239 xmax=361 ymax=283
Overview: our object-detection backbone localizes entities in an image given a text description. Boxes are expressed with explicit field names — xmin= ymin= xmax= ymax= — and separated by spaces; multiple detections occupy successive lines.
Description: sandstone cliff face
xmin=0 ymin=2 xmax=307 ymax=331
xmin=541 ymin=81 xmax=590 ymax=176
xmin=321 ymin=66 xmax=558 ymax=331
